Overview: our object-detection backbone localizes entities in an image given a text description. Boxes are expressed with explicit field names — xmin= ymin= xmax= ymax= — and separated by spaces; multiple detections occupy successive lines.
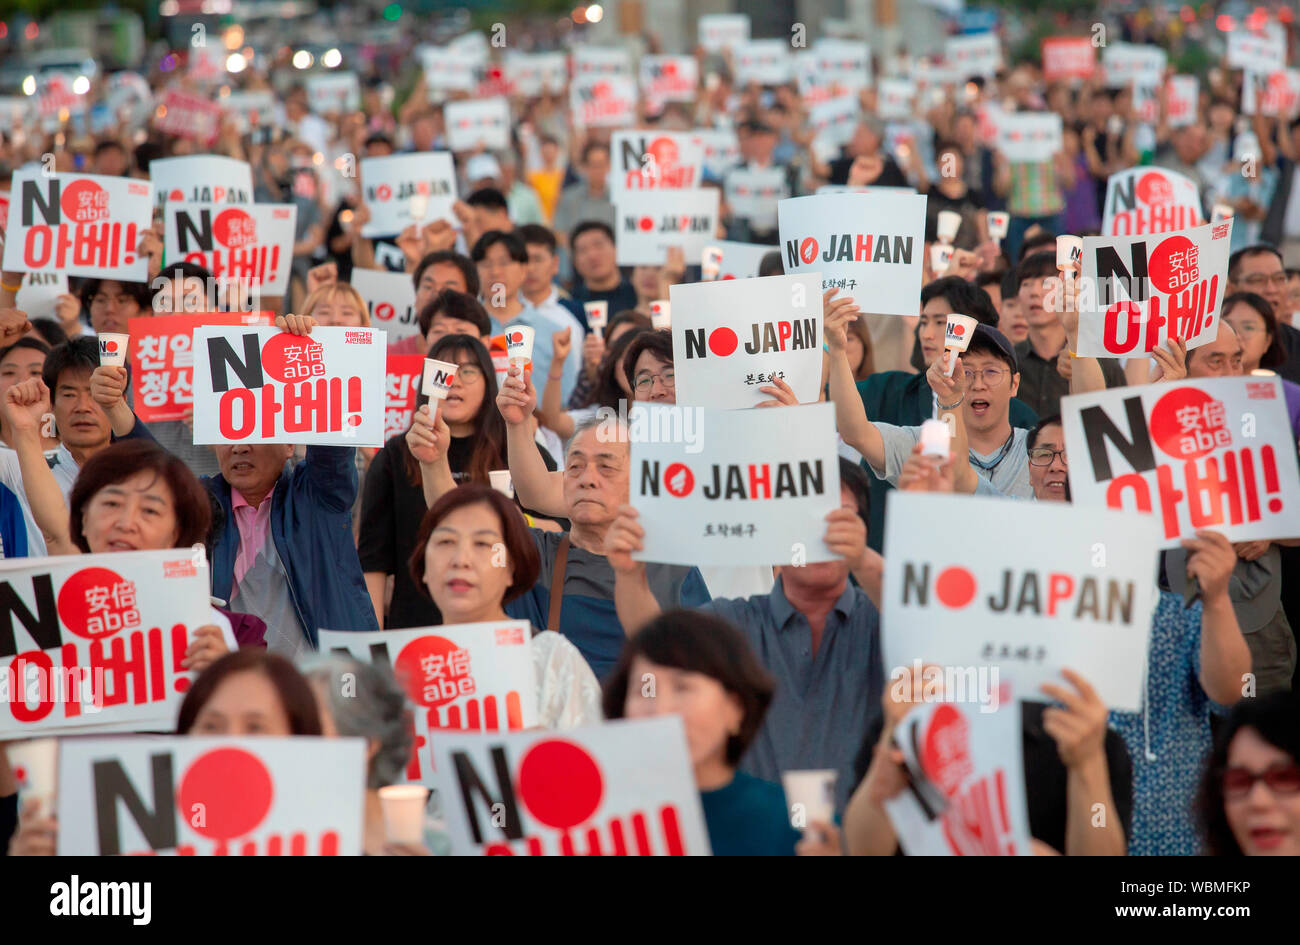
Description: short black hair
xmin=363 ymin=131 xmax=395 ymax=151
xmin=93 ymin=139 xmax=127 ymax=159
xmin=79 ymin=278 xmax=153 ymax=313
xmin=42 ymin=336 xmax=100 ymax=392
xmin=758 ymin=249 xmax=784 ymax=277
xmin=838 ymin=457 xmax=871 ymax=540
xmin=1014 ymin=251 xmax=1059 ymax=295
xmin=920 ymin=276 xmax=1000 ymax=326
xmin=622 ymin=329 xmax=673 ymax=384
xmin=570 ymin=219 xmax=616 ymax=250
xmin=1027 ymin=413 xmax=1063 ymax=450
xmin=1018 ymin=230 xmax=1057 ymax=261
xmin=152 ymin=262 xmax=213 ymax=310
xmin=1228 ymin=244 xmax=1285 ymax=282
xmin=470 ymin=229 xmax=528 ymax=264
xmin=581 ymin=140 xmax=610 ymax=164
xmin=1000 ymin=265 xmax=1020 ymax=303
xmin=418 ymin=288 xmax=491 ymax=337
xmin=29 ymin=319 xmax=69 ymax=348
xmin=517 ymin=223 xmax=558 ymax=254
xmin=975 ymin=270 xmax=1003 ymax=292
xmin=601 ymin=609 xmax=775 ymax=766
xmin=466 ymin=187 xmax=509 ymax=213
xmin=0 ymin=336 xmax=51 ymax=364
xmin=413 ymin=250 xmax=480 ymax=297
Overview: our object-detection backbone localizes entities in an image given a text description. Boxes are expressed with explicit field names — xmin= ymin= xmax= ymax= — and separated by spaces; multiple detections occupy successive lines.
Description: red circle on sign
xmin=169 ymin=189 xmax=184 ymax=202
xmin=1135 ymin=171 xmax=1174 ymax=206
xmin=517 ymin=739 xmax=603 ymax=829
xmin=56 ymin=567 xmax=134 ymax=640
xmin=707 ymin=327 xmax=738 ymax=357
xmin=951 ymin=324 xmax=965 ymax=337
xmin=646 ymin=136 xmax=680 ymax=168
xmin=799 ymin=237 xmax=818 ymax=265
xmin=921 ymin=704 xmax=973 ymax=797
xmin=59 ymin=179 xmax=108 ymax=224
xmin=1147 ymin=234 xmax=1198 ymax=295
xmin=1149 ymin=386 xmax=1228 ymax=460
xmin=376 ymin=183 xmax=392 ymax=201
xmin=104 ymin=340 xmax=119 ymax=353
xmin=213 ymin=208 xmax=256 ymax=249
xmin=177 ymin=748 xmax=274 ymax=840
xmin=260 ymin=333 xmax=324 ymax=384
xmin=935 ymin=566 xmax=977 ymax=609
xmin=664 ymin=462 xmax=695 ymax=496
xmin=638 ymin=216 xmax=654 ymax=231
xmin=374 ymin=302 xmax=395 ymax=322
xmin=393 ymin=634 xmax=464 ymax=708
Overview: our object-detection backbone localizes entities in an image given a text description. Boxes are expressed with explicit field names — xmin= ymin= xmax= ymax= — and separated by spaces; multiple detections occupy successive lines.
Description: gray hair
xmin=565 ymin=413 xmax=628 ymax=460
xmin=298 ymin=654 xmax=412 ymax=790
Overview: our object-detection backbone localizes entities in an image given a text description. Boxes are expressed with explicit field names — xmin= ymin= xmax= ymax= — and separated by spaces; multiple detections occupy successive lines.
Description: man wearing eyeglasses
xmin=1227 ymin=245 xmax=1300 ymax=384
xmin=1026 ymin=414 xmax=1069 ymax=502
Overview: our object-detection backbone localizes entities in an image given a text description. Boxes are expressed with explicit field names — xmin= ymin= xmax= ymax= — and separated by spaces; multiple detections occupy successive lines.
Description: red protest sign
xmin=1041 ymin=37 xmax=1095 ymax=81
xmin=384 ymin=353 xmax=424 ymax=441
xmin=154 ymin=89 xmax=223 ymax=146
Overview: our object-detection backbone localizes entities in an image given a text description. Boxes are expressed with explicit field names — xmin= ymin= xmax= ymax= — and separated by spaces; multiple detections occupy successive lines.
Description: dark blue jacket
xmin=121 ymin=418 xmax=378 ymax=646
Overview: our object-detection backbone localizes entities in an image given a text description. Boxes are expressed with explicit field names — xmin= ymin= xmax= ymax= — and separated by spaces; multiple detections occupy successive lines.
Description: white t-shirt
xmin=869 ymin=422 xmax=1033 ymax=499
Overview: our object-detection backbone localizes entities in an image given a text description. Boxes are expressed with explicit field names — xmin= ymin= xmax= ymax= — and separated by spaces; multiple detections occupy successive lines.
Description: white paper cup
xmin=409 ymin=193 xmax=429 ymax=221
xmin=929 ymin=243 xmax=954 ymax=275
xmin=782 ymin=769 xmax=836 ymax=832
xmin=920 ymin=418 xmax=951 ymax=456
xmin=650 ymin=300 xmax=671 ymax=330
xmin=422 ymin=358 xmax=458 ymax=398
xmin=987 ymin=211 xmax=1010 ymax=241
xmin=936 ymin=210 xmax=962 ymax=244
xmin=583 ymin=300 xmax=608 ymax=338
xmin=97 ymin=333 xmax=129 ymax=367
xmin=701 ymin=245 xmax=723 ymax=281
xmin=8 ymin=738 xmax=58 ymax=812
xmin=1212 ymin=203 xmax=1234 ymax=223
xmin=504 ymin=325 xmax=535 ymax=366
xmin=378 ymin=784 xmax=429 ymax=846
xmin=1056 ymin=235 xmax=1083 ymax=275
xmin=944 ymin=313 xmax=978 ymax=376
xmin=488 ymin=469 xmax=514 ymax=498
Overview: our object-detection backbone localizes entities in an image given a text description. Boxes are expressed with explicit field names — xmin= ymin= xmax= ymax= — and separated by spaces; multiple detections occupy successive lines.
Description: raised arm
xmin=2 ymin=379 xmax=79 ymax=555
xmin=538 ymin=328 xmax=577 ymax=439
xmin=824 ymin=291 xmax=884 ymax=466
xmin=606 ymin=505 xmax=665 ymax=635
xmin=497 ymin=364 xmax=566 ymax=517
xmin=1185 ymin=529 xmax=1253 ymax=705
xmin=405 ymin=403 xmax=457 ymax=507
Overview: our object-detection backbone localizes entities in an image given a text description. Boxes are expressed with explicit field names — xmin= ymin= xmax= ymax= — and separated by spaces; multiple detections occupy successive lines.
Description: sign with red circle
xmin=56 ymin=567 xmax=140 ymax=640
xmin=177 ymin=747 xmax=275 ymax=840
xmin=213 ymin=207 xmax=257 ymax=249
xmin=664 ymin=462 xmax=695 ymax=497
xmin=259 ymin=332 xmax=326 ymax=384
xmin=60 ymin=179 xmax=110 ymax=224
xmin=1149 ymin=386 xmax=1230 ymax=460
xmin=517 ymin=739 xmax=604 ymax=830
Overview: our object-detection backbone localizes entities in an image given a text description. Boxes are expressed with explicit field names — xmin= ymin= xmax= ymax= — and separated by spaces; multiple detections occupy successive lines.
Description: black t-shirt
xmin=571 ymin=279 xmax=639 ymax=318
xmin=828 ymin=154 xmax=910 ymax=188
xmin=923 ymin=185 xmax=984 ymax=250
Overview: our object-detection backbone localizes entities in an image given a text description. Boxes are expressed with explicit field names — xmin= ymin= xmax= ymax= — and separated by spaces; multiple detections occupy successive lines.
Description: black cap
xmin=971 ymin=323 xmax=1017 ymax=371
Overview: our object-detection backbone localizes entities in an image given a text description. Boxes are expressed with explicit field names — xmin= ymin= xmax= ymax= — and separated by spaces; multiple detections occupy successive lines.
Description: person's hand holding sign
xmin=495 ymin=363 xmax=536 ymax=426
xmin=181 ymin=624 xmax=230 ymax=672
xmin=1039 ymin=669 xmax=1107 ymax=770
xmin=1182 ymin=528 xmax=1237 ymax=602
xmin=822 ymin=288 xmax=862 ymax=352
xmin=824 ymin=501 xmax=883 ymax=608
xmin=276 ymin=313 xmax=317 ymax=336
xmin=1150 ymin=337 xmax=1187 ymax=383
xmin=755 ymin=375 xmax=801 ymax=407
xmin=606 ymin=504 xmax=647 ymax=578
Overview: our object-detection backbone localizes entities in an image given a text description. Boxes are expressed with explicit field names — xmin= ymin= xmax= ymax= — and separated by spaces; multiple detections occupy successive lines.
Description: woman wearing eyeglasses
xmin=1221 ymin=292 xmax=1300 ymax=437
xmin=1198 ymin=691 xmax=1300 ymax=856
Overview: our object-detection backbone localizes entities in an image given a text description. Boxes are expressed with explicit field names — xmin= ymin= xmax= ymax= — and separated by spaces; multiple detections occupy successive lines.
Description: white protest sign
xmin=320 ymin=622 xmax=537 ymax=786
xmin=883 ymin=493 xmax=1160 ymax=711
xmin=57 ymin=736 xmax=365 ymax=855
xmin=503 ymin=51 xmax=568 ymax=96
xmin=699 ymin=13 xmax=750 ymax=52
xmin=815 ymin=39 xmax=872 ymax=92
xmin=1243 ymin=69 xmax=1300 ymax=119
xmin=613 ymin=188 xmax=719 ymax=265
xmin=640 ymin=55 xmax=699 ymax=104
xmin=572 ymin=46 xmax=633 ymax=77
xmin=1228 ymin=30 xmax=1286 ymax=73
xmin=876 ymin=78 xmax=917 ymax=120
xmin=697 ymin=128 xmax=741 ymax=178
xmin=2 ymin=170 xmax=152 ymax=280
xmin=191 ymin=325 xmax=386 ymax=446
xmin=306 ymin=72 xmax=361 ymax=114
xmin=1164 ymin=75 xmax=1199 ymax=127
xmin=1076 ymin=219 xmax=1233 ymax=357
xmin=14 ymin=270 xmax=67 ymax=320
xmin=1061 ymin=376 xmax=1300 ymax=548
xmin=222 ymin=89 xmax=278 ymax=132
xmin=1101 ymin=166 xmax=1203 ymax=237
xmin=809 ymin=95 xmax=861 ymax=152
xmin=734 ymin=39 xmax=793 ymax=86
xmin=671 ymin=272 xmax=823 ymax=408
xmin=778 ymin=191 xmax=926 ymax=315
xmin=349 ymin=267 xmax=421 ymax=344
xmin=711 ymin=240 xmax=773 ymax=280
xmin=609 ymin=131 xmax=706 ymax=192
xmin=569 ymin=75 xmax=639 ymax=129
xmin=432 ymin=717 xmax=710 ymax=855
xmin=911 ymin=59 xmax=962 ymax=91
xmin=1102 ymin=42 xmax=1166 ymax=89
xmin=359 ymin=152 xmax=457 ymax=237
xmin=0 ymin=549 xmax=212 ymax=738
xmin=995 ymin=113 xmax=1063 ymax=163
xmin=724 ymin=167 xmax=789 ymax=231
xmin=165 ymin=202 xmax=297 ymax=297
xmin=630 ymin=402 xmax=840 ymax=567
xmin=150 ymin=155 xmax=253 ymax=208
xmin=884 ymin=698 xmax=1034 ymax=856
xmin=419 ymin=44 xmax=485 ymax=94
xmin=945 ymin=33 xmax=1002 ymax=78
xmin=444 ymin=97 xmax=511 ymax=152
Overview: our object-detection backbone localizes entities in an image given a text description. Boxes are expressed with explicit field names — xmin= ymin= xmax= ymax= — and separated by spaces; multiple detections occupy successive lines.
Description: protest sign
xmin=444 ymin=98 xmax=511 ymax=152
xmin=155 ymin=89 xmax=223 ymax=145
xmin=191 ymin=325 xmax=386 ymax=446
xmin=419 ymin=44 xmax=485 ymax=95
xmin=814 ymin=40 xmax=872 ymax=93
xmin=569 ymin=75 xmax=639 ymax=129
xmin=613 ymin=188 xmax=719 ymax=265
xmin=0 ymin=549 xmax=212 ymax=739
xmin=349 ymin=267 xmax=421 ymax=345
xmin=188 ymin=44 xmax=227 ymax=83
xmin=1101 ymin=166 xmax=1203 ymax=236
xmin=14 ymin=270 xmax=67 ymax=321
xmin=431 ymin=717 xmax=711 ymax=855
xmin=2 ymin=170 xmax=152 ymax=281
xmin=503 ymin=51 xmax=568 ymax=97
xmin=640 ymin=56 xmax=699 ymax=104
xmin=150 ymin=155 xmax=253 ymax=208
xmin=630 ymin=402 xmax=840 ymax=567
xmin=778 ymin=191 xmax=926 ymax=315
xmin=710 ymin=240 xmax=771 ymax=280
xmin=809 ymin=95 xmax=861 ymax=153
xmin=222 ymin=89 xmax=277 ymax=132
xmin=884 ymin=698 xmax=1034 ymax=856
xmin=305 ymin=72 xmax=361 ymax=114
xmin=670 ymin=273 xmax=824 ymax=409
xmin=1041 ymin=37 xmax=1095 ymax=81
xmin=1061 ymin=376 xmax=1300 ymax=547
xmin=698 ymin=128 xmax=741 ymax=178
xmin=35 ymin=75 xmax=85 ymax=124
xmin=359 ymin=152 xmax=457 ymax=237
xmin=1243 ymin=69 xmax=1300 ymax=119
xmin=724 ymin=166 xmax=789 ymax=231
xmin=1165 ymin=76 xmax=1199 ymax=127
xmin=699 ymin=13 xmax=750 ymax=52
xmin=321 ymin=621 xmax=537 ymax=785
xmin=734 ymin=40 xmax=793 ymax=86
xmin=876 ymin=78 xmax=917 ymax=120
xmin=945 ymin=33 xmax=1002 ymax=78
xmin=58 ymin=736 xmax=365 ymax=855
xmin=1101 ymin=43 xmax=1165 ymax=122
xmin=104 ymin=72 xmax=153 ymax=126
xmin=995 ymin=113 xmax=1063 ymax=163
xmin=1228 ymin=30 xmax=1286 ymax=73
xmin=883 ymin=493 xmax=1160 ymax=711
xmin=165 ymin=202 xmax=297 ymax=296
xmin=610 ymin=131 xmax=706 ymax=192
xmin=572 ymin=46 xmax=633 ymax=77
xmin=1076 ymin=220 xmax=1232 ymax=357
xmin=383 ymin=353 xmax=424 ymax=441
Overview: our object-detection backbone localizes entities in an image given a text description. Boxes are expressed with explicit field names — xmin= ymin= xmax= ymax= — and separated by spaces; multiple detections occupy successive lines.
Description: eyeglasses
xmin=455 ymin=364 xmax=484 ymax=382
xmin=633 ymin=370 xmax=675 ymax=391
xmin=90 ymin=294 xmax=132 ymax=308
xmin=1027 ymin=447 xmax=1067 ymax=466
xmin=1222 ymin=762 xmax=1300 ymax=798
xmin=1231 ymin=321 xmax=1265 ymax=336
xmin=1240 ymin=272 xmax=1288 ymax=288
xmin=962 ymin=367 xmax=1008 ymax=387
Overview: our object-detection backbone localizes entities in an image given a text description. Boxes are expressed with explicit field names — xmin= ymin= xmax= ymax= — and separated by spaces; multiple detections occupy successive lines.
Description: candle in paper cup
xmin=378 ymin=784 xmax=429 ymax=845
xmin=97 ymin=333 xmax=130 ymax=367
xmin=422 ymin=358 xmax=458 ymax=398
xmin=409 ymin=193 xmax=429 ymax=221
xmin=781 ymin=769 xmax=836 ymax=833
xmin=987 ymin=211 xmax=1010 ymax=241
xmin=505 ymin=325 xmax=536 ymax=366
xmin=1056 ymin=235 xmax=1083 ymax=275
xmin=1211 ymin=203 xmax=1233 ymax=223
xmin=936 ymin=210 xmax=962 ymax=244
xmin=489 ymin=469 xmax=514 ymax=498
xmin=650 ymin=300 xmax=671 ymax=330
xmin=929 ymin=243 xmax=954 ymax=275
xmin=701 ymin=245 xmax=723 ymax=281
xmin=919 ymin=418 xmax=951 ymax=457
xmin=943 ymin=313 xmax=978 ymax=376
xmin=584 ymin=300 xmax=609 ymax=338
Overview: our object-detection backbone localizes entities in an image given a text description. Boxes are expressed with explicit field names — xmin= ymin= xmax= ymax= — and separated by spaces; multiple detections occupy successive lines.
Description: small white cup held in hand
xmin=504 ymin=325 xmax=536 ymax=367
xmin=408 ymin=193 xmax=429 ymax=222
xmin=987 ymin=211 xmax=1010 ymax=241
xmin=97 ymin=333 xmax=130 ymax=368
xmin=489 ymin=469 xmax=514 ymax=498
xmin=650 ymin=300 xmax=671 ymax=330
xmin=929 ymin=243 xmax=955 ymax=275
xmin=422 ymin=358 xmax=458 ymax=398
xmin=781 ymin=770 xmax=837 ymax=835
xmin=1056 ymin=235 xmax=1083 ymax=277
xmin=378 ymin=784 xmax=429 ymax=846
xmin=920 ymin=418 xmax=951 ymax=457
xmin=936 ymin=210 xmax=962 ymax=245
xmin=583 ymin=300 xmax=608 ymax=339
xmin=1211 ymin=203 xmax=1234 ymax=223
xmin=701 ymin=245 xmax=723 ymax=281
xmin=943 ymin=313 xmax=978 ymax=376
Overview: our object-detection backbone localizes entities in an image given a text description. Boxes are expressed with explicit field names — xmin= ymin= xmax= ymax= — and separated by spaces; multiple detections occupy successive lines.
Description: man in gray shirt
xmin=552 ymin=141 xmax=615 ymax=251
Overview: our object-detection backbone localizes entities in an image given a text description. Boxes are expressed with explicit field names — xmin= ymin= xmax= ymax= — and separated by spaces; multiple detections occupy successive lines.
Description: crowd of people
xmin=1 ymin=10 xmax=1299 ymax=858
